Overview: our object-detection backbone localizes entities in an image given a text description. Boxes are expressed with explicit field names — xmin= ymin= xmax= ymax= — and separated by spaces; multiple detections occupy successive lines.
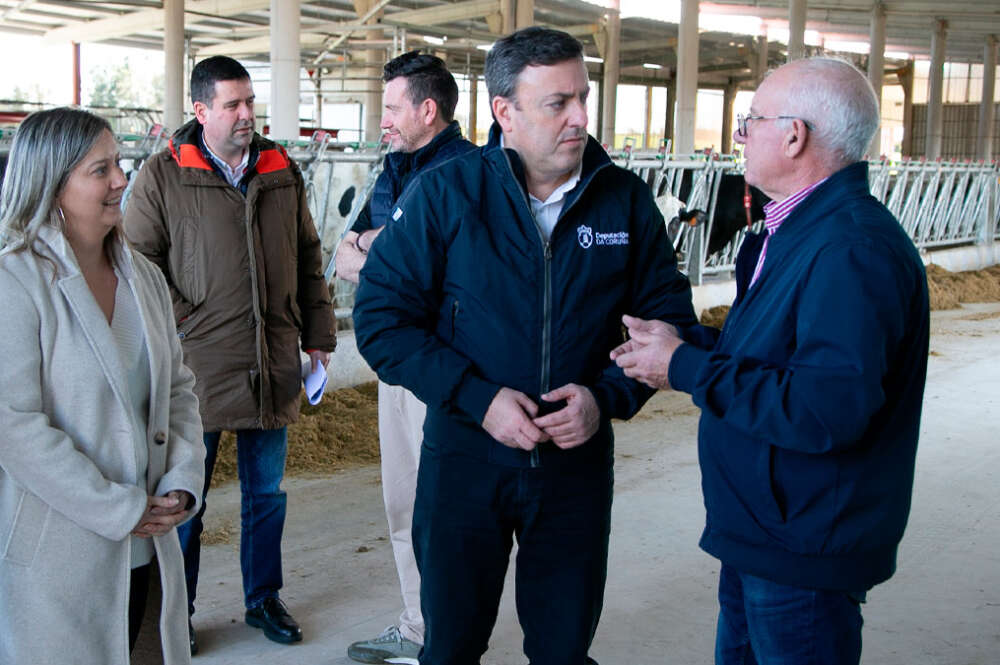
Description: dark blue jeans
xmin=413 ymin=445 xmax=613 ymax=665
xmin=177 ymin=428 xmax=288 ymax=612
xmin=715 ymin=564 xmax=865 ymax=665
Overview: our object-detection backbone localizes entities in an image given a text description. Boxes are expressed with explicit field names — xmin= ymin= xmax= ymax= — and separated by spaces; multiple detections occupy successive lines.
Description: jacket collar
xmin=168 ymin=118 xmax=290 ymax=179
xmin=771 ymin=161 xmax=871 ymax=238
xmin=384 ymin=120 xmax=465 ymax=176
xmin=35 ymin=223 xmax=134 ymax=281
xmin=484 ymin=122 xmax=610 ymax=204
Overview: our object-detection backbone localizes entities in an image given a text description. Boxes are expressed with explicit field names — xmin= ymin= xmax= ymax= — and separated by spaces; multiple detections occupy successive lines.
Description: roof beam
xmin=620 ymin=37 xmax=677 ymax=52
xmin=43 ymin=0 xmax=271 ymax=44
xmin=1 ymin=0 xmax=39 ymax=22
xmin=382 ymin=0 xmax=501 ymax=27
xmin=195 ymin=32 xmax=327 ymax=57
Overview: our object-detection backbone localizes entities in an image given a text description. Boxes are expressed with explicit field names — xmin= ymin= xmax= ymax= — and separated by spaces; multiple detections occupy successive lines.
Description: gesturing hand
xmin=610 ymin=314 xmax=684 ymax=391
xmin=482 ymin=387 xmax=550 ymax=451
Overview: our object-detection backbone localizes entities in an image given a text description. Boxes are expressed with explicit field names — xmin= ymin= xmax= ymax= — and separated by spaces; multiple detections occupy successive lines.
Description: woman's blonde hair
xmin=0 ymin=107 xmax=118 ymax=261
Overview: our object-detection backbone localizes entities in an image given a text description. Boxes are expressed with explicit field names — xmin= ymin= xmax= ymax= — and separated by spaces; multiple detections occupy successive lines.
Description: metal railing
xmin=610 ymin=149 xmax=1000 ymax=284
xmin=2 ymin=127 xmax=997 ymax=295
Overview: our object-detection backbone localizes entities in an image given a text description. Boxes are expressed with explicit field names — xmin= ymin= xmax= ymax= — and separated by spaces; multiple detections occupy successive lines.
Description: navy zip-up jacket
xmin=669 ymin=162 xmax=930 ymax=591
xmin=354 ymin=124 xmax=699 ymax=468
xmin=352 ymin=120 xmax=475 ymax=233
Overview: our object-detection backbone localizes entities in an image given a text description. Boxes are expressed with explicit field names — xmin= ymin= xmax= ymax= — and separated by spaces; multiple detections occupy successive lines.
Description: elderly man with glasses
xmin=612 ymin=57 xmax=930 ymax=664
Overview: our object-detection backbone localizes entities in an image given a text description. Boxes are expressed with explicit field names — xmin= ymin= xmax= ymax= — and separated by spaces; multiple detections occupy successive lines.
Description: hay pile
xmin=210 ymin=381 xmax=379 ymax=485
xmin=925 ymin=263 xmax=1000 ymax=310
xmin=698 ymin=264 xmax=1000 ymax=329
xmin=699 ymin=305 xmax=730 ymax=328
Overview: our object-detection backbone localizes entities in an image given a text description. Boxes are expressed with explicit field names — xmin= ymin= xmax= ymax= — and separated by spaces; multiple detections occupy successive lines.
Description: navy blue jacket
xmin=354 ymin=124 xmax=699 ymax=468
xmin=352 ymin=121 xmax=475 ymax=233
xmin=670 ymin=162 xmax=929 ymax=591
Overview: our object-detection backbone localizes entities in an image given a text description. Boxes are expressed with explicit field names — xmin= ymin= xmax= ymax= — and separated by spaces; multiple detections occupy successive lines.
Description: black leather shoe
xmin=245 ymin=597 xmax=303 ymax=644
xmin=189 ymin=619 xmax=198 ymax=656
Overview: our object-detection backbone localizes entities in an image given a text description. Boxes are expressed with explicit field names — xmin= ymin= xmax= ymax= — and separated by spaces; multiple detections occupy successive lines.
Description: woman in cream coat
xmin=0 ymin=108 xmax=205 ymax=663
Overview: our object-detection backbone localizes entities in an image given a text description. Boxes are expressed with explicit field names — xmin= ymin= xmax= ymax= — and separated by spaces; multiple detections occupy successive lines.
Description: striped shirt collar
xmin=761 ymin=176 xmax=829 ymax=235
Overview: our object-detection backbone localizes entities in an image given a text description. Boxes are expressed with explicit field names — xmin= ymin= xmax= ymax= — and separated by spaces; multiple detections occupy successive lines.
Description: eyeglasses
xmin=736 ymin=113 xmax=814 ymax=138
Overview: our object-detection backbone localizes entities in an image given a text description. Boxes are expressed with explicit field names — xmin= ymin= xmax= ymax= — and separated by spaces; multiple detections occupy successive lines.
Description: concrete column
xmin=665 ymin=79 xmax=676 ymax=150
xmin=469 ymin=74 xmax=478 ymax=145
xmin=164 ymin=0 xmax=184 ymax=131
xmin=596 ymin=79 xmax=604 ymax=143
xmin=501 ymin=0 xmax=515 ymax=34
xmin=353 ymin=0 xmax=385 ymax=144
xmin=755 ymin=34 xmax=768 ymax=84
xmin=72 ymin=42 xmax=81 ymax=106
xmin=516 ymin=0 xmax=534 ymax=30
xmin=977 ymin=35 xmax=997 ymax=161
xmin=867 ymin=2 xmax=886 ymax=158
xmin=644 ymin=86 xmax=654 ymax=148
xmin=787 ymin=0 xmax=806 ymax=61
xmin=270 ymin=0 xmax=301 ymax=142
xmin=363 ymin=57 xmax=383 ymax=143
xmin=899 ymin=61 xmax=915 ymax=157
xmin=184 ymin=37 xmax=193 ymax=113
xmin=600 ymin=0 xmax=621 ymax=147
xmin=675 ymin=0 xmax=699 ymax=153
xmin=721 ymin=80 xmax=737 ymax=154
xmin=313 ymin=70 xmax=323 ymax=126
xmin=926 ymin=20 xmax=947 ymax=159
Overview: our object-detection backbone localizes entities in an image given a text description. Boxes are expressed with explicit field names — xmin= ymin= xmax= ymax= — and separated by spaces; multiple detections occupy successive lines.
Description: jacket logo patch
xmin=392 ymin=207 xmax=403 ymax=221
xmin=595 ymin=231 xmax=629 ymax=246
xmin=577 ymin=225 xmax=629 ymax=249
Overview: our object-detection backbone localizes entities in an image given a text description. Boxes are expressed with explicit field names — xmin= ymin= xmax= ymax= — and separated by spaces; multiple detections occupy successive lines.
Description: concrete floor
xmin=182 ymin=303 xmax=1000 ymax=665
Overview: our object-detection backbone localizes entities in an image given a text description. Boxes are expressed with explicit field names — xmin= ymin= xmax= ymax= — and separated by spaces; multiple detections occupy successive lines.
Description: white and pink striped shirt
xmin=749 ymin=177 xmax=829 ymax=287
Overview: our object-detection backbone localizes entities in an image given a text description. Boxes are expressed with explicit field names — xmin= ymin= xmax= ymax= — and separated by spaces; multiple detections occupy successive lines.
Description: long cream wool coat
xmin=0 ymin=224 xmax=205 ymax=664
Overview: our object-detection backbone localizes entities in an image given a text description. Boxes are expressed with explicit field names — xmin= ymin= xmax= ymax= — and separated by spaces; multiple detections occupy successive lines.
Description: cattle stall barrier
xmin=613 ymin=148 xmax=1000 ymax=285
xmin=2 ymin=132 xmax=998 ymax=298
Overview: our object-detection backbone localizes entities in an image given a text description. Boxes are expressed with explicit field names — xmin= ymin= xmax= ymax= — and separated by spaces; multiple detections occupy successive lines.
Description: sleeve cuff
xmin=668 ymin=343 xmax=712 ymax=395
xmin=587 ymin=381 xmax=616 ymax=420
xmin=679 ymin=323 xmax=721 ymax=349
xmin=452 ymin=372 xmax=501 ymax=425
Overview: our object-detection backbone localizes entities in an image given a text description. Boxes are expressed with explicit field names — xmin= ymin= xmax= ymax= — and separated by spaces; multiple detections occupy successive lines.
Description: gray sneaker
xmin=347 ymin=625 xmax=421 ymax=664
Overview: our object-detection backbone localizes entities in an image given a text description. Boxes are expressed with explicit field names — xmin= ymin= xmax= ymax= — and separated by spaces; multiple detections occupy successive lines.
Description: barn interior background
xmin=0 ymin=0 xmax=997 ymax=305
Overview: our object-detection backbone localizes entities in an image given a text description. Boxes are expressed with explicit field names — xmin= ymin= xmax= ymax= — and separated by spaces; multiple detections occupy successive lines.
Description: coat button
xmin=153 ymin=431 xmax=167 ymax=445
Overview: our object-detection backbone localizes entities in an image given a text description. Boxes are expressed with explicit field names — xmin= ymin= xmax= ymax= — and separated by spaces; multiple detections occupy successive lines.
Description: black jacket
xmin=354 ymin=124 xmax=699 ymax=468
xmin=352 ymin=121 xmax=476 ymax=233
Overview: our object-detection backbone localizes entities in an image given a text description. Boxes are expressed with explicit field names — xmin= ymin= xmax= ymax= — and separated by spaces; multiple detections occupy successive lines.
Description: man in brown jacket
xmin=124 ymin=55 xmax=336 ymax=652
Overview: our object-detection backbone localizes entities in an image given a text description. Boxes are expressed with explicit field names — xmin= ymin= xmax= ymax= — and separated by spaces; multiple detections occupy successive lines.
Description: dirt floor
xmin=204 ymin=263 xmax=1000 ymax=507
xmin=179 ymin=300 xmax=1000 ymax=665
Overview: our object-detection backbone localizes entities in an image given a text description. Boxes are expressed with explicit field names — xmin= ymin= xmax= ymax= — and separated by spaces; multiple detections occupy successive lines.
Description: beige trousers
xmin=377 ymin=380 xmax=427 ymax=645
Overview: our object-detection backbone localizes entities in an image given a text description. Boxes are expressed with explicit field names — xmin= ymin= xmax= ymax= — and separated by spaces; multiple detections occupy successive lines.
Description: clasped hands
xmin=482 ymin=384 xmax=600 ymax=451
xmin=131 ymin=490 xmax=195 ymax=539
xmin=480 ymin=315 xmax=684 ymax=451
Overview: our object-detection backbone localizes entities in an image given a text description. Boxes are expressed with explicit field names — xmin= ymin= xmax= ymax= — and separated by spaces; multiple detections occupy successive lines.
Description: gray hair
xmin=776 ymin=57 xmax=880 ymax=168
xmin=0 ymin=107 xmax=114 ymax=258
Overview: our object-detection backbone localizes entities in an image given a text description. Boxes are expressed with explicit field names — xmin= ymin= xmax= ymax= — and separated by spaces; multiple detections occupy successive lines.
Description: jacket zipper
xmin=243 ymin=190 xmax=265 ymax=428
xmin=534 ymin=240 xmax=553 ymax=468
xmin=498 ymin=149 xmax=550 ymax=468
xmin=496 ymin=150 xmax=609 ymax=468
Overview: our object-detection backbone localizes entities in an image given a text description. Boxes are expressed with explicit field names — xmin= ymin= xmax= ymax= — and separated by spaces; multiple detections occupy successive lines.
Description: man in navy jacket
xmin=335 ymin=51 xmax=475 ymax=665
xmin=353 ymin=27 xmax=699 ymax=665
xmin=613 ymin=58 xmax=929 ymax=664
